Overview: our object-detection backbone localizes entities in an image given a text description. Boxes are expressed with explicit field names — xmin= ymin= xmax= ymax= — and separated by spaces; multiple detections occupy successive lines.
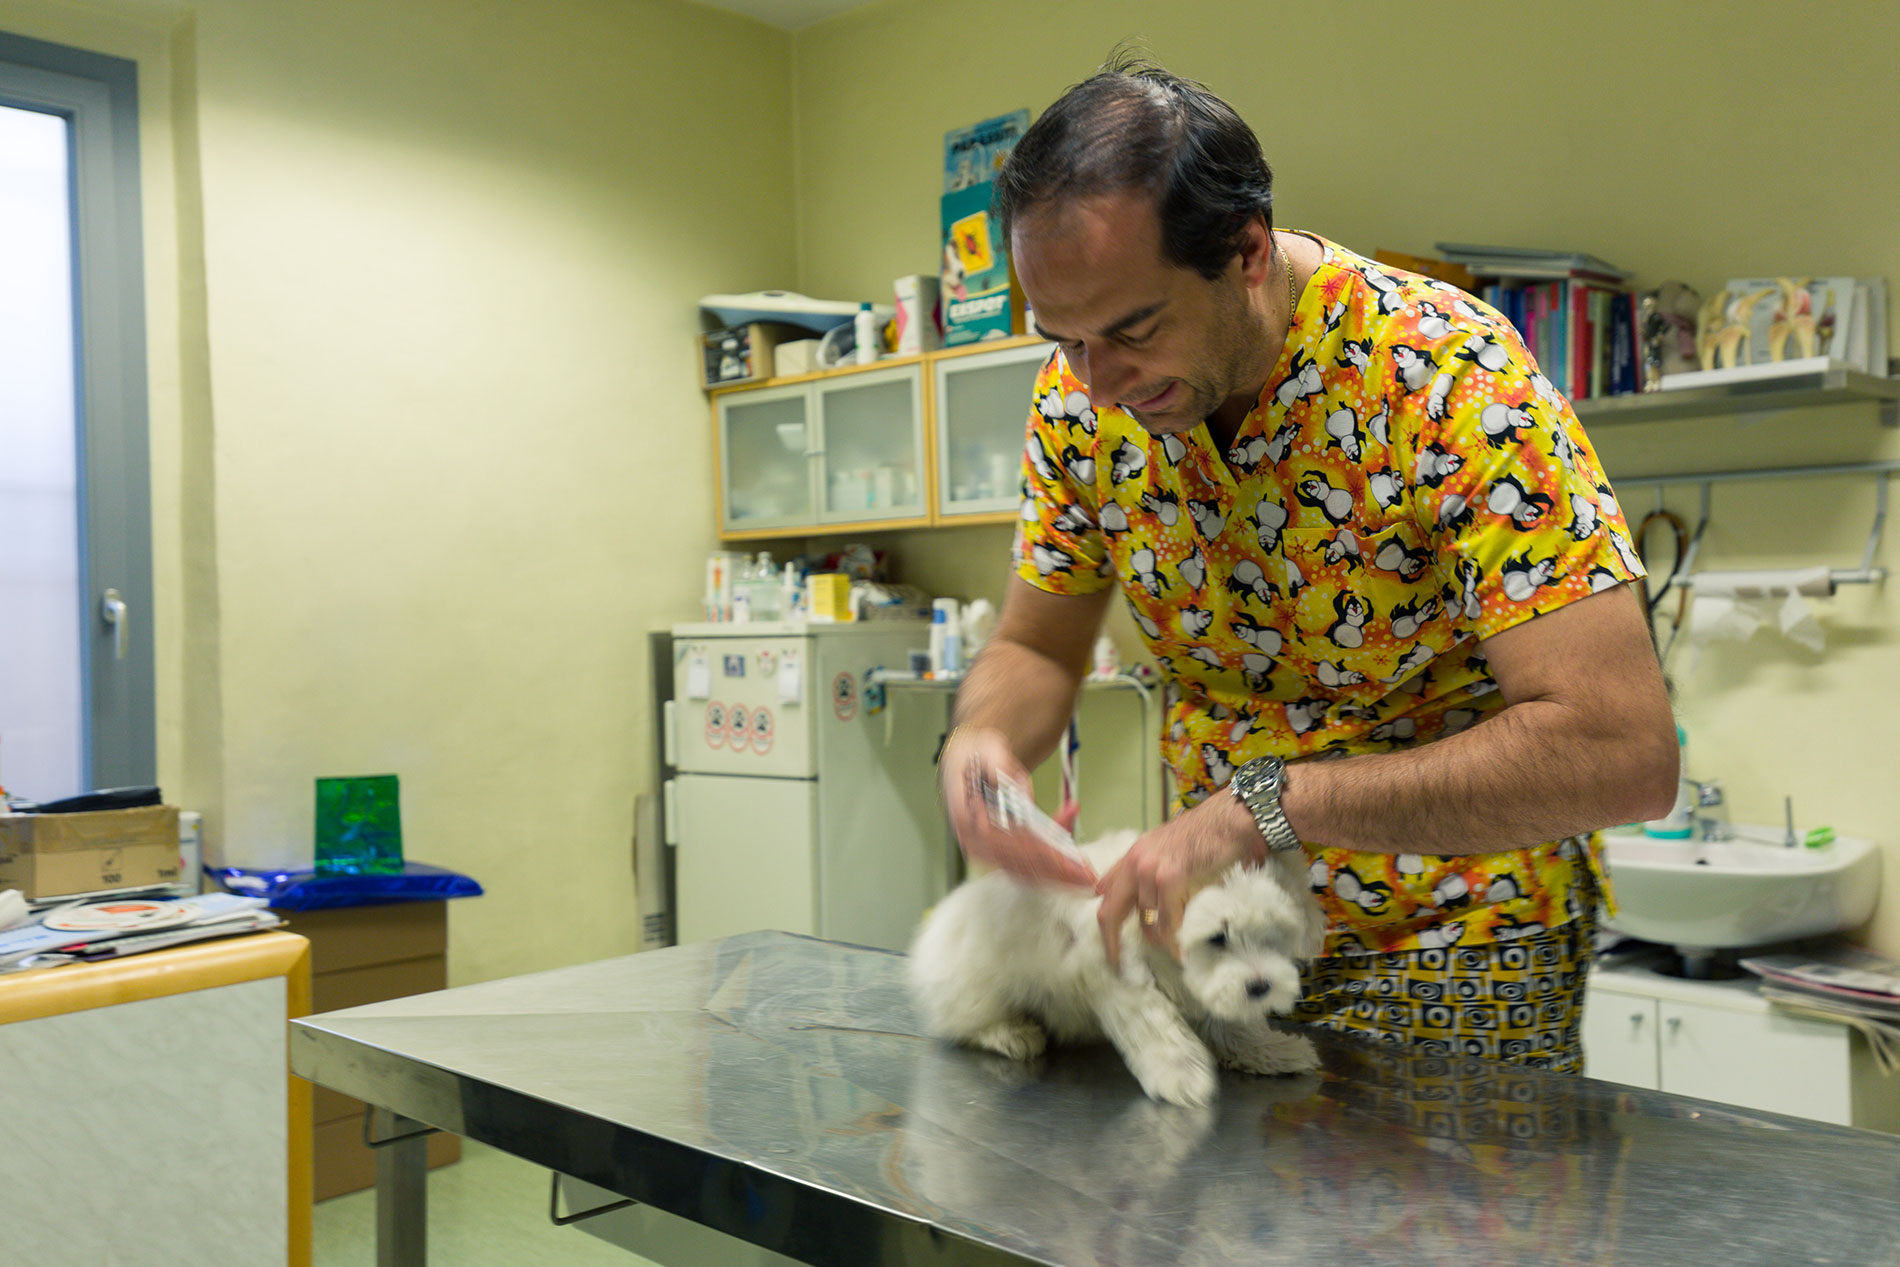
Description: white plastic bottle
xmin=854 ymin=303 xmax=879 ymax=365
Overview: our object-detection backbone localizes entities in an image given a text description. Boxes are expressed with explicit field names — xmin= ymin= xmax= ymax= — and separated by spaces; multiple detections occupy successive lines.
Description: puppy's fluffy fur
xmin=908 ymin=829 xmax=1325 ymax=1106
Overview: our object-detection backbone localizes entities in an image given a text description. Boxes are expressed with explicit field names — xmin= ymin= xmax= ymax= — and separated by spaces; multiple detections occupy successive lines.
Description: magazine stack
xmin=1740 ymin=944 xmax=1900 ymax=1073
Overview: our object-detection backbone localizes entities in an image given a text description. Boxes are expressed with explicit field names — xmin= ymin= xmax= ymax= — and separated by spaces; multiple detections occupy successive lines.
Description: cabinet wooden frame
xmin=709 ymin=335 xmax=1051 ymax=539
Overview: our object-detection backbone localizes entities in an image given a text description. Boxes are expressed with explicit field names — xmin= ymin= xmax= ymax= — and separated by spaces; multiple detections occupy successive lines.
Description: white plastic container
xmin=854 ymin=303 xmax=879 ymax=365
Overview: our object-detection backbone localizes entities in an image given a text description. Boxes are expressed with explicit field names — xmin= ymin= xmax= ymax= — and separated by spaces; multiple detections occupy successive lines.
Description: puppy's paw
xmin=1218 ymin=1029 xmax=1318 ymax=1077
xmin=968 ymin=1017 xmax=1047 ymax=1062
xmin=1133 ymin=1045 xmax=1218 ymax=1107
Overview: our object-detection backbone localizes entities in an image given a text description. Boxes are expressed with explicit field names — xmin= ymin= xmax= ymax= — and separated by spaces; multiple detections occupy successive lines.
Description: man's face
xmin=1013 ymin=190 xmax=1267 ymax=437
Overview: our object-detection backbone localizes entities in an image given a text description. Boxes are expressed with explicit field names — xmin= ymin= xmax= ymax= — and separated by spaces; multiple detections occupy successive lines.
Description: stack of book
xmin=1740 ymin=944 xmax=1900 ymax=1074
xmin=0 ymin=892 xmax=280 ymax=973
xmin=1433 ymin=242 xmax=1640 ymax=402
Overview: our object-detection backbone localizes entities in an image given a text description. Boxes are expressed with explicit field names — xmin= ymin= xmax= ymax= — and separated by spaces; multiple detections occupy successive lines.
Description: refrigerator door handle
xmin=662 ymin=699 xmax=678 ymax=768
xmin=663 ymin=779 xmax=679 ymax=847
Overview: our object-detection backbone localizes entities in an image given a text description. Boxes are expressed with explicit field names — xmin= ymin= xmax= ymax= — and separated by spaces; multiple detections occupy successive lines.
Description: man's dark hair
xmin=994 ymin=51 xmax=1274 ymax=281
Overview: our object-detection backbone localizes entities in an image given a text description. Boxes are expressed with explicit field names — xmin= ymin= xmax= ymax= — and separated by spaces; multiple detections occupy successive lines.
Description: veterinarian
xmin=937 ymin=56 xmax=1678 ymax=1072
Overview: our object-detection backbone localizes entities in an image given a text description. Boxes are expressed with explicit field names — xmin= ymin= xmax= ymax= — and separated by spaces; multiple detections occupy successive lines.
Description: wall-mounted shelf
xmin=1575 ymin=365 xmax=1899 ymax=427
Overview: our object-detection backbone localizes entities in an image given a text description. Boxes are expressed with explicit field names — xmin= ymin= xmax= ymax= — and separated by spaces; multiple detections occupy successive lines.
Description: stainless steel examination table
xmin=290 ymin=930 xmax=1900 ymax=1266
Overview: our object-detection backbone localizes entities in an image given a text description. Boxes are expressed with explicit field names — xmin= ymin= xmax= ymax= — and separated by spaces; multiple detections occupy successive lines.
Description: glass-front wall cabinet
xmin=717 ymin=383 xmax=815 ymax=531
xmin=716 ymin=364 xmax=927 ymax=534
xmin=934 ymin=341 xmax=1051 ymax=518
xmin=815 ymin=366 xmax=926 ymax=524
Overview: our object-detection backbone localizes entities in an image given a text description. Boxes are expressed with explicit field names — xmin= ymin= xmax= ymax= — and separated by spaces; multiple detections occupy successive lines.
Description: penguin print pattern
xmin=1010 ymin=233 xmax=1642 ymax=955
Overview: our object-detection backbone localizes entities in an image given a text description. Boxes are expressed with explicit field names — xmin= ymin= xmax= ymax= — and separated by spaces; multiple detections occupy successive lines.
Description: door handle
xmin=663 ymin=779 xmax=679 ymax=847
xmin=100 ymin=589 xmax=128 ymax=660
xmin=662 ymin=700 xmax=678 ymax=768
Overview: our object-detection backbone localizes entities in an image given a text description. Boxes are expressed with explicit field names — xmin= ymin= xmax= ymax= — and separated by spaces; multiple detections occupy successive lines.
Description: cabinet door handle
xmin=1666 ymin=1016 xmax=1682 ymax=1035
xmin=1629 ymin=1012 xmax=1646 ymax=1025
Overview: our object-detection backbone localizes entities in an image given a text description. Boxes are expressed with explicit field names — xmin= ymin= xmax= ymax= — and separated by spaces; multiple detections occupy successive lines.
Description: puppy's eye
xmin=1208 ymin=931 xmax=1228 ymax=949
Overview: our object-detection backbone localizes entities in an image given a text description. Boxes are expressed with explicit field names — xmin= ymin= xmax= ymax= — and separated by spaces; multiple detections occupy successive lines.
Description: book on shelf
xmin=1435 ymin=241 xmax=1631 ymax=283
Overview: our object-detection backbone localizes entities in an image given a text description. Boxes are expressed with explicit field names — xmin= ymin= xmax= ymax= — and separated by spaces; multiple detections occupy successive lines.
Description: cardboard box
xmin=0 ymin=805 xmax=181 ymax=900
xmin=702 ymin=322 xmax=803 ymax=387
xmin=940 ymin=182 xmax=1025 ymax=347
xmin=773 ymin=338 xmax=820 ymax=378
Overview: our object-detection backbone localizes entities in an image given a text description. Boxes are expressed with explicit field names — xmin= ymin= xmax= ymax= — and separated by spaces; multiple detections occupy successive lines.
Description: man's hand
xmin=1095 ymin=790 xmax=1267 ymax=970
xmin=941 ymin=726 xmax=1097 ymax=889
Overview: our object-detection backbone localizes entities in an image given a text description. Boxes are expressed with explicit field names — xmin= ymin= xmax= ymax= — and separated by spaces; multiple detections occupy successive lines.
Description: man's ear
xmin=1233 ymin=215 xmax=1274 ymax=289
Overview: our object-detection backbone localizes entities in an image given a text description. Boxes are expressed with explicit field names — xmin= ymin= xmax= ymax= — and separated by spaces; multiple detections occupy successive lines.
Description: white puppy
xmin=908 ymin=829 xmax=1326 ymax=1106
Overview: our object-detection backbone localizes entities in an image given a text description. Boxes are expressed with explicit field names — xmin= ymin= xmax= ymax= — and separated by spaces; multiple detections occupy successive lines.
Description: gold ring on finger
xmin=1140 ymin=908 xmax=1159 ymax=926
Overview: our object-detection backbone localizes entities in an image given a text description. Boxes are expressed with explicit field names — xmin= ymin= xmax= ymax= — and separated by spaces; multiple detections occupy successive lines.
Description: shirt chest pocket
xmin=1277 ymin=522 xmax=1447 ymax=696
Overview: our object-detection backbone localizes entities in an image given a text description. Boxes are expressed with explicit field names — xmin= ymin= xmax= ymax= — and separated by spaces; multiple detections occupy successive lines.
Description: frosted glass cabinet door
xmin=813 ymin=366 xmax=925 ymax=524
xmin=718 ymin=384 xmax=816 ymax=531
xmin=934 ymin=342 xmax=1052 ymax=517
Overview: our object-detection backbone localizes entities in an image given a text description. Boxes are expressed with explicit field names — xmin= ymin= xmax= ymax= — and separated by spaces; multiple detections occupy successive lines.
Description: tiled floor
xmin=312 ymin=1140 xmax=659 ymax=1265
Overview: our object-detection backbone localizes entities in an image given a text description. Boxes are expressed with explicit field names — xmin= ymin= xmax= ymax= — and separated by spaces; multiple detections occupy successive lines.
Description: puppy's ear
xmin=1297 ymin=894 xmax=1327 ymax=959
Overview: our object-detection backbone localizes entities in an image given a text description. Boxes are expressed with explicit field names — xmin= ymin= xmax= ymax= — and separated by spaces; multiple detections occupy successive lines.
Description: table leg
xmin=370 ymin=1107 xmax=428 ymax=1266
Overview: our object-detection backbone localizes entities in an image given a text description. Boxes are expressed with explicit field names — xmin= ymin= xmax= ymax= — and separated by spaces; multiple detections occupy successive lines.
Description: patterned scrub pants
xmin=1290 ymin=905 xmax=1599 ymax=1073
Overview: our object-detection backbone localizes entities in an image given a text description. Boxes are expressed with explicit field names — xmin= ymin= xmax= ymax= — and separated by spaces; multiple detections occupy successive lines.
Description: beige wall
xmin=9 ymin=0 xmax=1897 ymax=981
xmin=9 ymin=0 xmax=797 ymax=982
xmin=790 ymin=1 xmax=1900 ymax=953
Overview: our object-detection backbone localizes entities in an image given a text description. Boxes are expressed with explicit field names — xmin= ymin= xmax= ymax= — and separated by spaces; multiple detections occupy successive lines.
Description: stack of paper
xmin=0 ymin=893 xmax=280 ymax=973
xmin=1740 ymin=945 xmax=1900 ymax=1073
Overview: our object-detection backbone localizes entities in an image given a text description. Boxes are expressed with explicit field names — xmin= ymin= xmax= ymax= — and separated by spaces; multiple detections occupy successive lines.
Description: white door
xmin=1658 ymin=998 xmax=1853 ymax=1125
xmin=671 ymin=636 xmax=816 ymax=779
xmin=0 ymin=44 xmax=154 ymax=800
xmin=672 ymin=773 xmax=818 ymax=944
xmin=1581 ymin=989 xmax=1659 ymax=1089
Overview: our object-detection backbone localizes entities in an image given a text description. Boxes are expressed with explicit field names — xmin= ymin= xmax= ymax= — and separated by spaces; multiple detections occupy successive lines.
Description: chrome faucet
xmin=1692 ymin=780 xmax=1730 ymax=842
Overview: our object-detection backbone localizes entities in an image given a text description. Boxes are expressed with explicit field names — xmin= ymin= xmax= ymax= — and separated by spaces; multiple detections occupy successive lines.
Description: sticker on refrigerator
xmin=723 ymin=654 xmax=746 ymax=678
xmin=703 ymin=701 xmax=727 ymax=748
xmin=831 ymin=672 xmax=858 ymax=721
xmin=750 ymin=707 xmax=775 ymax=754
xmin=778 ymin=655 xmax=802 ymax=704
xmin=728 ymin=703 xmax=751 ymax=746
xmin=685 ymin=654 xmax=711 ymax=700
xmin=863 ymin=669 xmax=886 ymax=716
xmin=758 ymin=649 xmax=776 ymax=676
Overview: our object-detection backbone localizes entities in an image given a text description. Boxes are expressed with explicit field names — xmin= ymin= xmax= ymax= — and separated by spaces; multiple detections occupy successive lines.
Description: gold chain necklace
xmin=1282 ymin=234 xmax=1298 ymax=335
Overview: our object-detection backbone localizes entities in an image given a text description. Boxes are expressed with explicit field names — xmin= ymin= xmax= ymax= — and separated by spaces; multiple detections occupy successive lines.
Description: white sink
xmin=1600 ymin=829 xmax=1881 ymax=952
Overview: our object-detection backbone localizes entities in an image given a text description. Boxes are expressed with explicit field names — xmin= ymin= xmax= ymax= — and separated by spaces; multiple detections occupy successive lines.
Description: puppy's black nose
xmin=1246 ymin=980 xmax=1272 ymax=999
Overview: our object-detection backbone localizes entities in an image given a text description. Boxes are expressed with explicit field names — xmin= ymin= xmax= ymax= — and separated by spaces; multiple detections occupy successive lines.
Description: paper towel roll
xmin=1685 ymin=566 xmax=1830 ymax=668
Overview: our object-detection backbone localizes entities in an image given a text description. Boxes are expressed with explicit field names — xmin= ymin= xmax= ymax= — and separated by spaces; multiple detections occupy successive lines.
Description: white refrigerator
xmin=663 ymin=621 xmax=952 ymax=950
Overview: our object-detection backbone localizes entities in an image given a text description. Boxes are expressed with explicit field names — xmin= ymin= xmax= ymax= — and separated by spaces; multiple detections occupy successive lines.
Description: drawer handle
xmin=1629 ymin=1012 xmax=1645 ymax=1025
xmin=1666 ymin=1016 xmax=1682 ymax=1034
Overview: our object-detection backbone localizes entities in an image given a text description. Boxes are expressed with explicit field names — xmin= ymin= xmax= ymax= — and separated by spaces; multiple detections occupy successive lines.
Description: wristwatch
xmin=1229 ymin=756 xmax=1303 ymax=855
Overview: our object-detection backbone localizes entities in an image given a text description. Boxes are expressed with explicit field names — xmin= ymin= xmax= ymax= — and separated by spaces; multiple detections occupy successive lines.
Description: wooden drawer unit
xmin=284 ymin=901 xmax=462 ymax=1200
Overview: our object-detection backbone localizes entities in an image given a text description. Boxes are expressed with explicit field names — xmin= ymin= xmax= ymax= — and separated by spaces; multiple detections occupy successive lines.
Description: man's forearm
xmin=951 ymin=636 xmax=1086 ymax=775
xmin=1280 ymin=698 xmax=1679 ymax=855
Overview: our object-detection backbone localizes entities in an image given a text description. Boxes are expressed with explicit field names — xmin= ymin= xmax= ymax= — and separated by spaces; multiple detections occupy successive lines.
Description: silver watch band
xmin=1231 ymin=757 xmax=1302 ymax=854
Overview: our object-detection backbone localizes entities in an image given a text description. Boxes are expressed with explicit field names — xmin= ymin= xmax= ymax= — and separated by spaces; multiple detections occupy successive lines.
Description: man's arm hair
xmin=1282 ymin=584 xmax=1679 ymax=853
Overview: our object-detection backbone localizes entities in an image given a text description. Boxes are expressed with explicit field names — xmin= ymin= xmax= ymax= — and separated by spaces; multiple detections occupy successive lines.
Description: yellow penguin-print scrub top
xmin=1012 ymin=233 xmax=1645 ymax=958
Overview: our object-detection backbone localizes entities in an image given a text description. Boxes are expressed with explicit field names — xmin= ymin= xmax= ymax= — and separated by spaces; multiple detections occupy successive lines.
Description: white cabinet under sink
xmin=1586 ymin=960 xmax=1900 ymax=1132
